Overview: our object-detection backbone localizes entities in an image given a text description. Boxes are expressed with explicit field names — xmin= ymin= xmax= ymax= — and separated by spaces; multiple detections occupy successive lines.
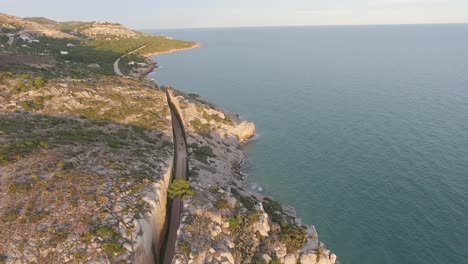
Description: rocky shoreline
xmin=134 ymin=43 xmax=202 ymax=78
xmin=160 ymin=88 xmax=337 ymax=264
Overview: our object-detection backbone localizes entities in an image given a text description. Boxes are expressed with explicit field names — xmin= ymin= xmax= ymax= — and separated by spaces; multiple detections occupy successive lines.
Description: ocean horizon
xmin=141 ymin=22 xmax=468 ymax=31
xmin=147 ymin=24 xmax=468 ymax=264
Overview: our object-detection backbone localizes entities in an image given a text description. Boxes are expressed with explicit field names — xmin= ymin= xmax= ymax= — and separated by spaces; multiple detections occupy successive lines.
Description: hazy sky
xmin=2 ymin=0 xmax=468 ymax=29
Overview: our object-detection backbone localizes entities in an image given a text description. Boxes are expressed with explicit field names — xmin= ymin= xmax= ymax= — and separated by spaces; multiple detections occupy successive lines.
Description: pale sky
xmin=1 ymin=0 xmax=468 ymax=29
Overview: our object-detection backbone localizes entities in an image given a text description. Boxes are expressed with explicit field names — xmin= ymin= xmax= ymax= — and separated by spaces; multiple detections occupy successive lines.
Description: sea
xmin=146 ymin=25 xmax=468 ymax=264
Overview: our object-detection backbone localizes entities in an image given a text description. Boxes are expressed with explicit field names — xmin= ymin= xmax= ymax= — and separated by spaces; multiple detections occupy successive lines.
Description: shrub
xmin=215 ymin=198 xmax=229 ymax=209
xmin=102 ymin=241 xmax=124 ymax=256
xmin=228 ymin=217 xmax=241 ymax=233
xmin=16 ymin=79 xmax=24 ymax=89
xmin=247 ymin=210 xmax=262 ymax=223
xmin=280 ymin=225 xmax=308 ymax=253
xmin=34 ymin=77 xmax=45 ymax=88
xmin=95 ymin=226 xmax=117 ymax=239
xmin=262 ymin=199 xmax=283 ymax=223
xmin=1 ymin=210 xmax=19 ymax=223
xmin=270 ymin=258 xmax=281 ymax=264
xmin=238 ymin=195 xmax=256 ymax=212
xmin=190 ymin=118 xmax=211 ymax=136
xmin=168 ymin=179 xmax=195 ymax=199
xmin=177 ymin=240 xmax=191 ymax=257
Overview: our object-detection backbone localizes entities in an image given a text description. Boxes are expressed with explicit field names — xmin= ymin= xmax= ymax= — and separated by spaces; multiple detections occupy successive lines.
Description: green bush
xmin=34 ymin=77 xmax=45 ymax=88
xmin=270 ymin=258 xmax=281 ymax=264
xmin=215 ymin=198 xmax=229 ymax=209
xmin=190 ymin=118 xmax=211 ymax=136
xmin=95 ymin=226 xmax=117 ymax=239
xmin=177 ymin=240 xmax=191 ymax=257
xmin=102 ymin=241 xmax=124 ymax=256
xmin=238 ymin=195 xmax=256 ymax=211
xmin=280 ymin=225 xmax=308 ymax=253
xmin=228 ymin=217 xmax=241 ymax=233
xmin=247 ymin=211 xmax=262 ymax=223
xmin=168 ymin=179 xmax=195 ymax=199
xmin=262 ymin=199 xmax=283 ymax=223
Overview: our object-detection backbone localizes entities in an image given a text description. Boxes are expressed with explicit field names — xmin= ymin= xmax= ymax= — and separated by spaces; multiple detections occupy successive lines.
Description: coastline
xmin=144 ymin=43 xmax=202 ymax=58
xmin=138 ymin=43 xmax=202 ymax=78
xmin=146 ymin=44 xmax=337 ymax=264
xmin=165 ymin=89 xmax=337 ymax=264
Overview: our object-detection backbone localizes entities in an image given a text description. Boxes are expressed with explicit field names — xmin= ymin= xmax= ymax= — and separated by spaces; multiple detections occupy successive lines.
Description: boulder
xmin=251 ymin=211 xmax=270 ymax=237
xmin=300 ymin=252 xmax=317 ymax=264
xmin=262 ymin=254 xmax=272 ymax=263
xmin=284 ymin=254 xmax=297 ymax=264
xmin=232 ymin=121 xmax=255 ymax=142
xmin=274 ymin=243 xmax=287 ymax=259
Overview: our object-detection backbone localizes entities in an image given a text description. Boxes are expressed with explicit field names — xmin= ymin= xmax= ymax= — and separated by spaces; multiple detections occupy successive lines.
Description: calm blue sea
xmin=147 ymin=25 xmax=468 ymax=264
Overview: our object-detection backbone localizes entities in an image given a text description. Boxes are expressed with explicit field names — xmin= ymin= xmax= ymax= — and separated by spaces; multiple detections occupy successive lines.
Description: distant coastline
xmin=144 ymin=42 xmax=202 ymax=58
xmin=140 ymin=43 xmax=201 ymax=77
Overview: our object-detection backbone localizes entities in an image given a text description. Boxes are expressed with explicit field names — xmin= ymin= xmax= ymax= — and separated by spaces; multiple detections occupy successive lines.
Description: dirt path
xmin=113 ymin=45 xmax=146 ymax=76
xmin=162 ymin=91 xmax=188 ymax=264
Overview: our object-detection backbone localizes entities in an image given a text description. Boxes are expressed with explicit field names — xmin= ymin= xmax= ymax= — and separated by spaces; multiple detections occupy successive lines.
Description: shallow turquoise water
xmin=147 ymin=25 xmax=468 ymax=264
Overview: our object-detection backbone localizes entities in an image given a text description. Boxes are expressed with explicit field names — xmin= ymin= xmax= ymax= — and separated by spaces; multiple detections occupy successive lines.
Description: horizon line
xmin=139 ymin=21 xmax=468 ymax=31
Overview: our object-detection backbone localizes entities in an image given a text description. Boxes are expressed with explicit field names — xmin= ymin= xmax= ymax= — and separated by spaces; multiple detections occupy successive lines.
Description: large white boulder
xmin=231 ymin=121 xmax=255 ymax=142
xmin=284 ymin=253 xmax=297 ymax=264
xmin=300 ymin=252 xmax=317 ymax=264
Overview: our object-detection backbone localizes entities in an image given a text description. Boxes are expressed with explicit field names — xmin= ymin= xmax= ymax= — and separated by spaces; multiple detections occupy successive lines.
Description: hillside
xmin=0 ymin=13 xmax=73 ymax=38
xmin=1 ymin=14 xmax=197 ymax=76
xmin=0 ymin=12 xmax=336 ymax=264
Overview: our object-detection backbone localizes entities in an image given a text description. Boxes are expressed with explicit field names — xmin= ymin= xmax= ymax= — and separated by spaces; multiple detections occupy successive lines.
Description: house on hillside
xmin=60 ymin=51 xmax=69 ymax=55
xmin=137 ymin=62 xmax=147 ymax=67
xmin=67 ymin=43 xmax=76 ymax=47
xmin=128 ymin=61 xmax=136 ymax=65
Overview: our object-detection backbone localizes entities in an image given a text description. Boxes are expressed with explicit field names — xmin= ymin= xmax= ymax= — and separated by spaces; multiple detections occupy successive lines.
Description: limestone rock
xmin=274 ymin=243 xmax=287 ymax=259
xmin=300 ymin=252 xmax=318 ymax=264
xmin=217 ymin=252 xmax=235 ymax=264
xmin=284 ymin=253 xmax=297 ymax=264
xmin=232 ymin=121 xmax=255 ymax=142
xmin=262 ymin=254 xmax=272 ymax=263
xmin=317 ymin=256 xmax=333 ymax=264
xmin=251 ymin=210 xmax=270 ymax=237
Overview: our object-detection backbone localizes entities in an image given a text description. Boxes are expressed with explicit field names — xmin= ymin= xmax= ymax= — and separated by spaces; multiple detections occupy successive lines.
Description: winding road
xmin=113 ymin=45 xmax=146 ymax=76
xmin=162 ymin=91 xmax=188 ymax=264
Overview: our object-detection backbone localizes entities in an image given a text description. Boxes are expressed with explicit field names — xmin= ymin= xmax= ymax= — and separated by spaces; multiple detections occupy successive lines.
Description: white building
xmin=67 ymin=43 xmax=75 ymax=47
xmin=60 ymin=51 xmax=69 ymax=55
xmin=19 ymin=35 xmax=32 ymax=42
